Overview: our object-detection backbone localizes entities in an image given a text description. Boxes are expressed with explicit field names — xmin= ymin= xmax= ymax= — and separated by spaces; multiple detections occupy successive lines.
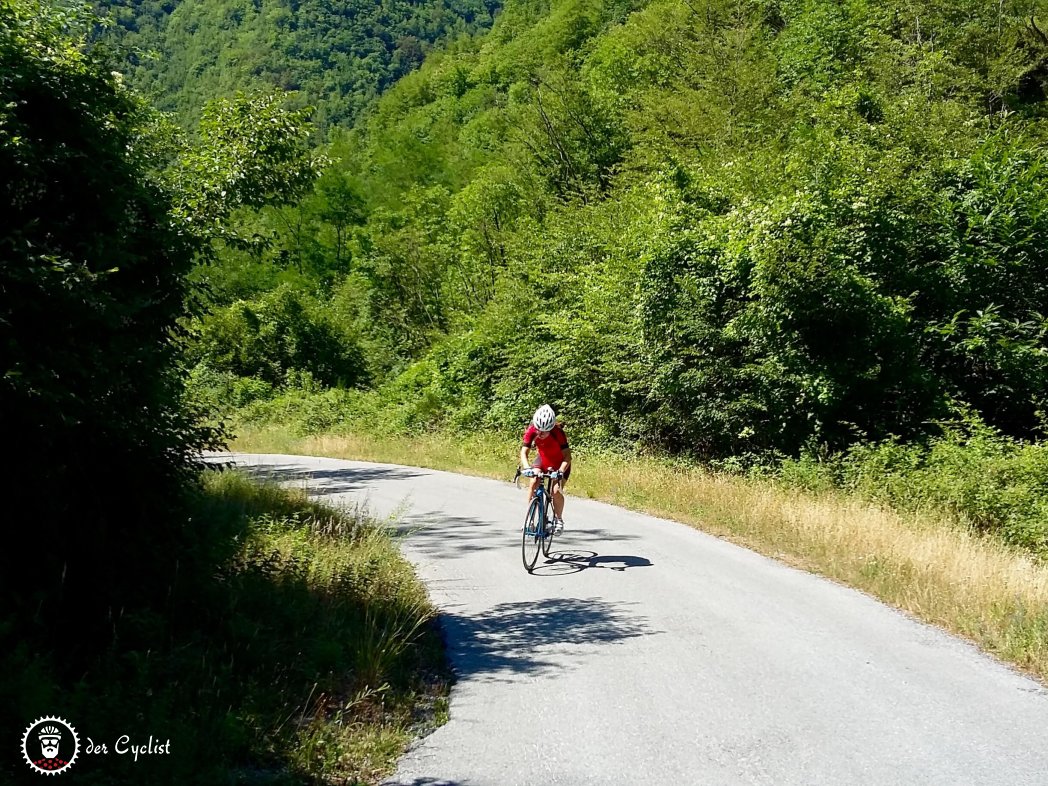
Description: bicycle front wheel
xmin=541 ymin=500 xmax=555 ymax=558
xmin=522 ymin=497 xmax=543 ymax=572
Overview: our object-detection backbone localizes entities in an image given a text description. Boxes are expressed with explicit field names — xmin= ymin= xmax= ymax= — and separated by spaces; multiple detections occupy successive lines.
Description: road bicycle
xmin=515 ymin=468 xmax=562 ymax=572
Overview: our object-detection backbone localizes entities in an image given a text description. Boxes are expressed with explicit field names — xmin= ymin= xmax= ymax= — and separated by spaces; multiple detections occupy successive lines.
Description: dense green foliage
xmin=169 ymin=91 xmax=322 ymax=234
xmin=98 ymin=0 xmax=501 ymax=129
xmin=189 ymin=284 xmax=369 ymax=388
xmin=0 ymin=2 xmax=333 ymax=770
xmin=1 ymin=0 xmax=209 ymax=633
xmin=782 ymin=420 xmax=1048 ymax=554
xmin=196 ymin=0 xmax=1048 ymax=444
xmin=173 ymin=0 xmax=1048 ymax=550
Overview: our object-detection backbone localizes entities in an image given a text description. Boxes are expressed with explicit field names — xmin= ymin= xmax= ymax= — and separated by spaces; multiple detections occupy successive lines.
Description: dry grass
xmin=231 ymin=426 xmax=1048 ymax=682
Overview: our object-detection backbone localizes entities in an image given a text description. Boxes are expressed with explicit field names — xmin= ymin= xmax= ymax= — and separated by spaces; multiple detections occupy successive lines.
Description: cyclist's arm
xmin=559 ymin=447 xmax=571 ymax=475
xmin=519 ymin=444 xmax=531 ymax=470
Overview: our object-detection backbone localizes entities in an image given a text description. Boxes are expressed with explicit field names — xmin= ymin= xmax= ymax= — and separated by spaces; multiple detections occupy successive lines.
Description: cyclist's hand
xmin=521 ymin=468 xmax=536 ymax=477
xmin=548 ymin=470 xmax=562 ymax=479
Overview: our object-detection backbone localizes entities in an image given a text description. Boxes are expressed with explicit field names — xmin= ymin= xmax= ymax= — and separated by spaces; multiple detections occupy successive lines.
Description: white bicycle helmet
xmin=532 ymin=404 xmax=556 ymax=432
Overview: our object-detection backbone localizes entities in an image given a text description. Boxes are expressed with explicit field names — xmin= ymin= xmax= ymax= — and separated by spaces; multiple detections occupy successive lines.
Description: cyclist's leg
xmin=552 ymin=467 xmax=569 ymax=519
xmin=527 ymin=458 xmax=546 ymax=500
xmin=552 ymin=484 xmax=564 ymax=518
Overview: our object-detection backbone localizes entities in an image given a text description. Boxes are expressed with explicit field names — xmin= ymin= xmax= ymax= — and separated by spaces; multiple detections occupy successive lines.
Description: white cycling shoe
xmin=553 ymin=517 xmax=564 ymax=535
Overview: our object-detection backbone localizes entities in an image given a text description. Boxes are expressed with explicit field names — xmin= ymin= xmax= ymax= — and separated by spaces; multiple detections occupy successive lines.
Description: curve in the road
xmin=218 ymin=453 xmax=1048 ymax=786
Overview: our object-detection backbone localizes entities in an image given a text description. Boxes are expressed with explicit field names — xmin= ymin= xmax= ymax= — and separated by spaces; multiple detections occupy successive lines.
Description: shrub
xmin=186 ymin=363 xmax=276 ymax=417
xmin=190 ymin=284 xmax=370 ymax=388
xmin=783 ymin=418 xmax=1048 ymax=555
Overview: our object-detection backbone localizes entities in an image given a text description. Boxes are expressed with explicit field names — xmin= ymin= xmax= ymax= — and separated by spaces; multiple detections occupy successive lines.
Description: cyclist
xmin=520 ymin=404 xmax=572 ymax=534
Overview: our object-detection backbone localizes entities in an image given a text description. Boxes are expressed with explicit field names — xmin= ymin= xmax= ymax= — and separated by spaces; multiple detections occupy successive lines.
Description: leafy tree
xmin=355 ymin=186 xmax=455 ymax=361
xmin=1 ymin=0 xmax=213 ymax=637
xmin=170 ymin=91 xmax=323 ymax=241
xmin=447 ymin=163 xmax=530 ymax=308
xmin=1 ymin=0 xmax=329 ymax=665
xmin=175 ymin=92 xmax=330 ymax=304
xmin=312 ymin=166 xmax=367 ymax=270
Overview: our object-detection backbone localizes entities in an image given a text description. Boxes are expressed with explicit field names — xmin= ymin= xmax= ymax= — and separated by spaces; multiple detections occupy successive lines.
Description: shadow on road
xmin=383 ymin=779 xmax=475 ymax=786
xmin=390 ymin=511 xmax=503 ymax=557
xmin=212 ymin=460 xmax=647 ymax=564
xmin=226 ymin=461 xmax=425 ymax=496
xmin=441 ymin=596 xmax=657 ymax=683
xmin=529 ymin=550 xmax=654 ymax=576
xmin=389 ymin=513 xmax=643 ymax=560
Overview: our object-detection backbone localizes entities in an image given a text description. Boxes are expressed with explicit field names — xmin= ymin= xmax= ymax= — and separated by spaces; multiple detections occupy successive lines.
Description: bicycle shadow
xmin=529 ymin=550 xmax=653 ymax=576
xmin=385 ymin=513 xmax=643 ymax=560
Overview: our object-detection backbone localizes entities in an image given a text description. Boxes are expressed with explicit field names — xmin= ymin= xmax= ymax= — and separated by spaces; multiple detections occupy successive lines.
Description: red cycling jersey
xmin=522 ymin=423 xmax=569 ymax=469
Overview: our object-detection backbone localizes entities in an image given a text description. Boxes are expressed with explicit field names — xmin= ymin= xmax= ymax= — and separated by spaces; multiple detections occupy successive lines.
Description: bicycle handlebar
xmin=520 ymin=468 xmax=562 ymax=479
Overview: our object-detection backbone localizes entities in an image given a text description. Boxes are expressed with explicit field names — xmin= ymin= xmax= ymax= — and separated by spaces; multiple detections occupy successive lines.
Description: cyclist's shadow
xmin=531 ymin=550 xmax=653 ymax=575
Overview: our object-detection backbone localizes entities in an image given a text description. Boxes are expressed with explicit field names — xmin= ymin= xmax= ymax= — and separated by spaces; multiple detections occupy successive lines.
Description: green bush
xmin=782 ymin=419 xmax=1048 ymax=555
xmin=186 ymin=363 xmax=276 ymax=417
xmin=237 ymin=384 xmax=373 ymax=436
xmin=190 ymin=284 xmax=370 ymax=388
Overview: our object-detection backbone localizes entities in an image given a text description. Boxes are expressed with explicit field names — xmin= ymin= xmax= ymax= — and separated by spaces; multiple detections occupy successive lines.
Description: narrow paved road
xmin=218 ymin=454 xmax=1048 ymax=786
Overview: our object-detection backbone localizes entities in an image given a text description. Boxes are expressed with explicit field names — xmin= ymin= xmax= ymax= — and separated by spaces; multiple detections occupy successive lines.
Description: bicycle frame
xmin=533 ymin=474 xmax=555 ymax=520
xmin=517 ymin=468 xmax=559 ymax=572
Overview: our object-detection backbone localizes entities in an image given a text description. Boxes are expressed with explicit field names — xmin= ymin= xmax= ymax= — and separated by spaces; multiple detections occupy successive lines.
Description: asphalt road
xmin=218 ymin=453 xmax=1048 ymax=786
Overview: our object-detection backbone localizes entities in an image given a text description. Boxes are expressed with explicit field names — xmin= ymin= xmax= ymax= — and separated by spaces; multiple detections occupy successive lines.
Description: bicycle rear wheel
xmin=522 ymin=497 xmax=543 ymax=572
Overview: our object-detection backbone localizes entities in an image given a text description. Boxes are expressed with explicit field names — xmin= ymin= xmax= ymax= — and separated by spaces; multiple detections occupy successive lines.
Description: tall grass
xmin=781 ymin=429 xmax=1048 ymax=556
xmin=1 ymin=470 xmax=448 ymax=785
xmin=232 ymin=426 xmax=1048 ymax=683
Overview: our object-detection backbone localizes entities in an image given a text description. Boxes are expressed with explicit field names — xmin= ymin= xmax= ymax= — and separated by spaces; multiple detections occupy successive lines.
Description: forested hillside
xmin=98 ymin=0 xmax=501 ymax=129
xmin=112 ymin=0 xmax=1043 ymax=551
